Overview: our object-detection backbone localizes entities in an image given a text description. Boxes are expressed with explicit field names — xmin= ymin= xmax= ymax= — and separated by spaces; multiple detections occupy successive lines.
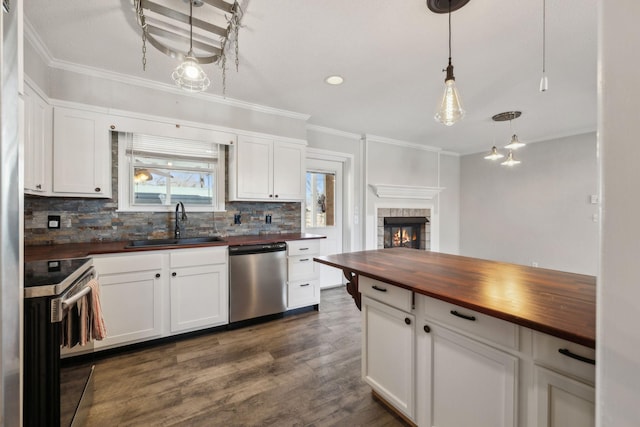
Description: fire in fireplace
xmin=383 ymin=217 xmax=429 ymax=249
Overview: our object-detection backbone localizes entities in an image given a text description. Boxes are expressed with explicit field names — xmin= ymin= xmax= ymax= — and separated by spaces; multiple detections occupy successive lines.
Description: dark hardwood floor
xmin=85 ymin=287 xmax=407 ymax=426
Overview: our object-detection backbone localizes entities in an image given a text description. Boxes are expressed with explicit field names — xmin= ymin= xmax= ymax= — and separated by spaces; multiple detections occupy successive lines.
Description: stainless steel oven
xmin=24 ymin=257 xmax=96 ymax=427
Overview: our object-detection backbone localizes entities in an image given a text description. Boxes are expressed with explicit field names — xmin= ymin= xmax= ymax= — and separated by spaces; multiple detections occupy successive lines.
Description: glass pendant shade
xmin=501 ymin=151 xmax=521 ymax=166
xmin=505 ymin=134 xmax=526 ymax=150
xmin=172 ymin=51 xmax=210 ymax=93
xmin=484 ymin=146 xmax=504 ymax=160
xmin=435 ymin=77 xmax=465 ymax=126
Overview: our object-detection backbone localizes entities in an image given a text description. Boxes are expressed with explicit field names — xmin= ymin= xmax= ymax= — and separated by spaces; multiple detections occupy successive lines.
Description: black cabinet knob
xmin=423 ymin=325 xmax=431 ymax=333
xmin=172 ymin=272 xmax=177 ymax=277
xmin=404 ymin=317 xmax=411 ymax=325
xmin=155 ymin=273 xmax=161 ymax=278
xmin=275 ymin=194 xmax=279 ymax=198
xmin=94 ymin=187 xmax=101 ymax=192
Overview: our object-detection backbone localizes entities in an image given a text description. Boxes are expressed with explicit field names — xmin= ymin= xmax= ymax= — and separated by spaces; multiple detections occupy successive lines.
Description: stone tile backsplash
xmin=24 ymin=133 xmax=301 ymax=246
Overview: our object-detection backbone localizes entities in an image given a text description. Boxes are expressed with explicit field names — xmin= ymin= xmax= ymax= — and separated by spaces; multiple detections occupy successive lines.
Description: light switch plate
xmin=48 ymin=215 xmax=61 ymax=229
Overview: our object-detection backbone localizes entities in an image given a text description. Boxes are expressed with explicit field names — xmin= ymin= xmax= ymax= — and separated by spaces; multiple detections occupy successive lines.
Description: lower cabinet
xmin=92 ymin=253 xmax=164 ymax=350
xmin=534 ymin=366 xmax=595 ymax=427
xmin=417 ymin=322 xmax=517 ymax=427
xmin=362 ymin=296 xmax=415 ymax=421
xmin=169 ymin=247 xmax=228 ymax=333
xmin=286 ymin=240 xmax=320 ymax=309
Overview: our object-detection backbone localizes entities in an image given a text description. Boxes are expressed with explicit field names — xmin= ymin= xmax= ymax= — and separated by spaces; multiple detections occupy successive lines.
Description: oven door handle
xmin=61 ymin=286 xmax=91 ymax=310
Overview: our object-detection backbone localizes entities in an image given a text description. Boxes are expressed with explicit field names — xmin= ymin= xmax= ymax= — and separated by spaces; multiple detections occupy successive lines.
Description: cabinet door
xmin=534 ymin=366 xmax=595 ymax=427
xmin=362 ymin=296 xmax=415 ymax=421
xmin=53 ymin=107 xmax=111 ymax=197
xmin=234 ymin=136 xmax=273 ymax=199
xmin=170 ymin=263 xmax=228 ymax=333
xmin=23 ymin=85 xmax=52 ymax=194
xmin=94 ymin=269 xmax=163 ymax=349
xmin=272 ymin=141 xmax=304 ymax=200
xmin=418 ymin=322 xmax=517 ymax=427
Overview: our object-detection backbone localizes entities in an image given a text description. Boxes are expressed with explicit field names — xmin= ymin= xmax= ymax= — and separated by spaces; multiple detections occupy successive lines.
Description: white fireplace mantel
xmin=369 ymin=184 xmax=444 ymax=200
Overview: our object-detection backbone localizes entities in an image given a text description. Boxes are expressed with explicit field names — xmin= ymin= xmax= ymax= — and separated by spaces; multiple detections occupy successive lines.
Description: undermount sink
xmin=125 ymin=236 xmax=225 ymax=248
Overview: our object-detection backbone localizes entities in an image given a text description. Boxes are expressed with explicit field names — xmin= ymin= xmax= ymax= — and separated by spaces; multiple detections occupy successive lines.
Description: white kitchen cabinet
xmin=286 ymin=239 xmax=320 ymax=309
xmin=534 ymin=366 xmax=595 ymax=427
xmin=52 ymin=106 xmax=112 ymax=198
xmin=229 ymin=135 xmax=305 ymax=201
xmin=417 ymin=321 xmax=518 ymax=427
xmin=23 ymin=83 xmax=52 ymax=194
xmin=416 ymin=294 xmax=518 ymax=427
xmin=532 ymin=332 xmax=595 ymax=427
xmin=169 ymin=247 xmax=228 ymax=333
xmin=362 ymin=295 xmax=416 ymax=422
xmin=92 ymin=253 xmax=164 ymax=350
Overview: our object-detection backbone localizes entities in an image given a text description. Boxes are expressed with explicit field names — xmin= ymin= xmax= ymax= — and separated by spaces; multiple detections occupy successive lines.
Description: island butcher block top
xmin=315 ymin=248 xmax=596 ymax=348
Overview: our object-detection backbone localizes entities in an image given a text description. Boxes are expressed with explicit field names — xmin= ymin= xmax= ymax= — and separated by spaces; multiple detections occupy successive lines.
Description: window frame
xmin=117 ymin=132 xmax=226 ymax=213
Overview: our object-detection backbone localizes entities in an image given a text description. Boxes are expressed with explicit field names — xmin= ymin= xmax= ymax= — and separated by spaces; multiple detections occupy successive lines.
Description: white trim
xmin=23 ymin=17 xmax=54 ymax=66
xmin=365 ymin=134 xmax=442 ymax=153
xmin=369 ymin=184 xmax=444 ymax=200
xmin=306 ymin=124 xmax=362 ymax=140
xmin=461 ymin=129 xmax=597 ymax=156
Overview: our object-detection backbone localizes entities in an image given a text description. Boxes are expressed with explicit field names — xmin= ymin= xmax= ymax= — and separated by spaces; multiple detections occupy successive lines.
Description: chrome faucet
xmin=174 ymin=202 xmax=187 ymax=239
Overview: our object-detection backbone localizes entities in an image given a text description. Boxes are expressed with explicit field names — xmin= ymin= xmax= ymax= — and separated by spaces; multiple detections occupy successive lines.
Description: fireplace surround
xmin=377 ymin=208 xmax=431 ymax=250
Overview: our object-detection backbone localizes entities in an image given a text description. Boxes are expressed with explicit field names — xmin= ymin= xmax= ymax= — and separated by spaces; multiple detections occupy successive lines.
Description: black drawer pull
xmin=558 ymin=348 xmax=596 ymax=365
xmin=423 ymin=325 xmax=431 ymax=333
xmin=404 ymin=317 xmax=411 ymax=325
xmin=299 ymin=248 xmax=309 ymax=251
xmin=372 ymin=285 xmax=387 ymax=292
xmin=300 ymin=283 xmax=310 ymax=287
xmin=450 ymin=310 xmax=476 ymax=321
xmin=299 ymin=258 xmax=310 ymax=262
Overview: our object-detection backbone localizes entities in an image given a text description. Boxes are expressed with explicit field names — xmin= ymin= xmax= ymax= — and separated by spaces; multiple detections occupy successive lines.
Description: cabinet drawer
xmin=287 ymin=239 xmax=320 ymax=256
xmin=92 ymin=253 xmax=163 ymax=274
xmin=288 ymin=256 xmax=317 ymax=281
xmin=533 ymin=332 xmax=595 ymax=384
xmin=288 ymin=279 xmax=319 ymax=308
xmin=170 ymin=246 xmax=227 ymax=268
xmin=360 ymin=276 xmax=412 ymax=313
xmin=420 ymin=295 xmax=518 ymax=350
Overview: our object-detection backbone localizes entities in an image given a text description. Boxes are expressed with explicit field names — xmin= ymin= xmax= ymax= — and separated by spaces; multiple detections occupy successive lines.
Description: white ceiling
xmin=24 ymin=0 xmax=597 ymax=154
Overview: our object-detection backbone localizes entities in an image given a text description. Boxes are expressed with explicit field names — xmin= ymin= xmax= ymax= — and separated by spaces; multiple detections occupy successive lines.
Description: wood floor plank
xmin=83 ymin=287 xmax=407 ymax=426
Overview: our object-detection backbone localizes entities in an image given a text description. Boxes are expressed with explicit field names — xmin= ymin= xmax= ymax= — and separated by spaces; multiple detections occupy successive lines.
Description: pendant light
xmin=484 ymin=146 xmax=504 ymax=161
xmin=539 ymin=0 xmax=548 ymax=92
xmin=434 ymin=0 xmax=465 ymax=126
xmin=171 ymin=0 xmax=211 ymax=93
xmin=501 ymin=151 xmax=521 ymax=167
xmin=504 ymin=134 xmax=526 ymax=150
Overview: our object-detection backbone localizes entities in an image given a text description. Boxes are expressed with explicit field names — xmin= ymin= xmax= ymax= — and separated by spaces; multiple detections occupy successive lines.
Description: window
xmin=118 ymin=133 xmax=225 ymax=212
xmin=305 ymin=171 xmax=335 ymax=228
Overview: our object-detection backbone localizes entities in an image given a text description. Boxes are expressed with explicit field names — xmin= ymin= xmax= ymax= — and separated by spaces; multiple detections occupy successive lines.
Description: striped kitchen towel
xmin=87 ymin=278 xmax=107 ymax=340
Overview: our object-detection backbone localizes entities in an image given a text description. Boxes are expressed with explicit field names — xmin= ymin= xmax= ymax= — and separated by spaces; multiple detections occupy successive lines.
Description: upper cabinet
xmin=52 ymin=107 xmax=112 ymax=198
xmin=23 ymin=84 xmax=52 ymax=195
xmin=228 ymin=135 xmax=305 ymax=201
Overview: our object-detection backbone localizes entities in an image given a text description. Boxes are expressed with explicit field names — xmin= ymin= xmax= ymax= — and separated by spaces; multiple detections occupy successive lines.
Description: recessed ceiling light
xmin=325 ymin=75 xmax=344 ymax=85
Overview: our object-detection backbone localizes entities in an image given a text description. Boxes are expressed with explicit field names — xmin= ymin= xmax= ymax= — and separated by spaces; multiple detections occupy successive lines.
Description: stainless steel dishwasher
xmin=229 ymin=242 xmax=287 ymax=323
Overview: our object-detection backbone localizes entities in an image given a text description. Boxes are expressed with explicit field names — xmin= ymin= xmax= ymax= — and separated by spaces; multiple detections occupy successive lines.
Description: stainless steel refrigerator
xmin=1 ymin=0 xmax=22 ymax=425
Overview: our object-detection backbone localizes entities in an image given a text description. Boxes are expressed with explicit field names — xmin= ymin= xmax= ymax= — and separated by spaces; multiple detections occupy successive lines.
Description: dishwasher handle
xmin=229 ymin=242 xmax=287 ymax=255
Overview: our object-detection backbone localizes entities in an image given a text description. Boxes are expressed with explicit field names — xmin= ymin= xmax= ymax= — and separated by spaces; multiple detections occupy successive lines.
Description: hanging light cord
xmin=448 ymin=0 xmax=452 ymax=66
xmin=189 ymin=0 xmax=194 ymax=52
xmin=542 ymin=0 xmax=546 ymax=74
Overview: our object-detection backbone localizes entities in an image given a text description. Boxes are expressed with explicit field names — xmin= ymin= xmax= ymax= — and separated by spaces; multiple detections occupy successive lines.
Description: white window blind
xmin=127 ymin=133 xmax=219 ymax=161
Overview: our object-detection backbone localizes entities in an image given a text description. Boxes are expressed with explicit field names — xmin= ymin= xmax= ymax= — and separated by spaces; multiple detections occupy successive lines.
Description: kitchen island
xmin=314 ymin=248 xmax=596 ymax=427
xmin=314 ymin=247 xmax=595 ymax=347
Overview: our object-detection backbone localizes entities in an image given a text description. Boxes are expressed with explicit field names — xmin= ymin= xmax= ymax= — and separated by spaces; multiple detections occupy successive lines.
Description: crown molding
xmin=306 ymin=124 xmax=361 ymax=140
xmin=365 ymin=134 xmax=442 ymax=153
xmin=24 ymin=20 xmax=311 ymax=123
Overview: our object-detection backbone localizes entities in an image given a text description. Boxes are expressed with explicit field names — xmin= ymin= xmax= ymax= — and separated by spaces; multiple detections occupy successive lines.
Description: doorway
xmin=305 ymin=157 xmax=344 ymax=289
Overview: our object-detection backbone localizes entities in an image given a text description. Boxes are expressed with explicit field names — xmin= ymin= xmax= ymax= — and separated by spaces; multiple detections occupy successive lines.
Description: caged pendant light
xmin=430 ymin=0 xmax=469 ymax=126
xmin=171 ymin=0 xmax=210 ymax=93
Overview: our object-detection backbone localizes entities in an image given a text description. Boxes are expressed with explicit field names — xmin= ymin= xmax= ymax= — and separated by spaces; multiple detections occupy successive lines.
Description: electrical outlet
xmin=265 ymin=214 xmax=272 ymax=224
xmin=47 ymin=215 xmax=61 ymax=229
xmin=531 ymin=261 xmax=539 ymax=267
xmin=233 ymin=213 xmax=241 ymax=225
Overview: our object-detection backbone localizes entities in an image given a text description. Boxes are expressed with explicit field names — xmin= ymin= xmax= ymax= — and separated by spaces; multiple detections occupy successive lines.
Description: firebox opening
xmin=383 ymin=217 xmax=429 ymax=249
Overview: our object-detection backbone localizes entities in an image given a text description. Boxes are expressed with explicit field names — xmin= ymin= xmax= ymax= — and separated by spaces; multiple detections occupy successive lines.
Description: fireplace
xmin=383 ymin=217 xmax=429 ymax=249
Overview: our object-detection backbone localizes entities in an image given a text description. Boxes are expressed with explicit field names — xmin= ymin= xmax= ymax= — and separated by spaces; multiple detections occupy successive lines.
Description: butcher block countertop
xmin=25 ymin=233 xmax=325 ymax=262
xmin=315 ymin=248 xmax=596 ymax=348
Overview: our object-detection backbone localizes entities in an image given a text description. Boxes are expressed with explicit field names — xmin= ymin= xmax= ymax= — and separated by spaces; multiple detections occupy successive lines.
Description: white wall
xmin=597 ymin=2 xmax=640 ymax=425
xmin=460 ymin=132 xmax=598 ymax=275
xmin=439 ymin=153 xmax=460 ymax=255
